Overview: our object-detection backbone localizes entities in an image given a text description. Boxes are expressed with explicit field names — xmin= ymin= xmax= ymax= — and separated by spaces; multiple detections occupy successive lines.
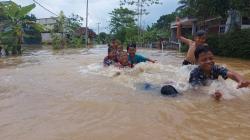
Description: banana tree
xmin=0 ymin=1 xmax=43 ymax=55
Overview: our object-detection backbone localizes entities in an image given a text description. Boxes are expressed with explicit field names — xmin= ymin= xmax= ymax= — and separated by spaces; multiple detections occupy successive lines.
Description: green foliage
xmin=109 ymin=7 xmax=137 ymax=34
xmin=176 ymin=0 xmax=250 ymax=19
xmin=51 ymin=33 xmax=63 ymax=50
xmin=51 ymin=12 xmax=85 ymax=49
xmin=152 ymin=12 xmax=176 ymax=31
xmin=0 ymin=1 xmax=43 ymax=55
xmin=109 ymin=7 xmax=138 ymax=44
xmin=120 ymin=0 xmax=162 ymax=15
xmin=120 ymin=0 xmax=161 ymax=6
xmin=68 ymin=37 xmax=84 ymax=48
xmin=207 ymin=29 xmax=250 ymax=59
xmin=98 ymin=32 xmax=110 ymax=44
xmin=180 ymin=44 xmax=188 ymax=52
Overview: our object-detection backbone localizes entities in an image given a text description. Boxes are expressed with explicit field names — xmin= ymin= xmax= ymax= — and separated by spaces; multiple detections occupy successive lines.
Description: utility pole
xmin=97 ymin=22 xmax=100 ymax=35
xmin=97 ymin=22 xmax=100 ymax=44
xmin=137 ymin=0 xmax=140 ymax=46
xmin=85 ymin=0 xmax=89 ymax=48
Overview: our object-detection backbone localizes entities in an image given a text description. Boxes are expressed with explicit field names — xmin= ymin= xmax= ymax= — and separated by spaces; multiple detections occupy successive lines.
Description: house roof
xmin=75 ymin=27 xmax=96 ymax=38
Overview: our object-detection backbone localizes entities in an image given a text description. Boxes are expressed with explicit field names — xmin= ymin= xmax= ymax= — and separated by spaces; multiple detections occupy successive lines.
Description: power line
xmin=33 ymin=0 xmax=58 ymax=17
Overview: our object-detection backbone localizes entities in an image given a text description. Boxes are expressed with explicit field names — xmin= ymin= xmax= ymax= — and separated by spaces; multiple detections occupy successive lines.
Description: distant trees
xmin=109 ymin=7 xmax=138 ymax=43
xmin=176 ymin=0 xmax=250 ymax=19
xmin=51 ymin=11 xmax=86 ymax=49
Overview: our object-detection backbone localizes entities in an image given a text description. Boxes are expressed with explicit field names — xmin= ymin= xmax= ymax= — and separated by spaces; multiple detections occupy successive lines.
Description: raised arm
xmin=227 ymin=70 xmax=250 ymax=89
xmin=176 ymin=17 xmax=192 ymax=45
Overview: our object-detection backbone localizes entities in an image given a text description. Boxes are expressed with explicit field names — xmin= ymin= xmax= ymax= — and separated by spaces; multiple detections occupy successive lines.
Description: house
xmin=36 ymin=17 xmax=57 ymax=43
xmin=36 ymin=17 xmax=96 ymax=44
xmin=170 ymin=14 xmax=250 ymax=45
xmin=74 ymin=27 xmax=96 ymax=44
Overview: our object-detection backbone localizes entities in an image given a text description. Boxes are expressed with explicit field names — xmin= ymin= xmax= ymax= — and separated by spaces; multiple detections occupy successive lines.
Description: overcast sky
xmin=9 ymin=0 xmax=179 ymax=33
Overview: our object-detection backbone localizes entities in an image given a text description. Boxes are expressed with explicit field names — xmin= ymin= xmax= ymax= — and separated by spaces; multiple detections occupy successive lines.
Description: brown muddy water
xmin=0 ymin=45 xmax=250 ymax=140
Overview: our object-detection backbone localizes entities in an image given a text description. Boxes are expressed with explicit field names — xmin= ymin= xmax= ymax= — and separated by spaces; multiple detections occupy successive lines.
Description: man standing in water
xmin=176 ymin=17 xmax=207 ymax=65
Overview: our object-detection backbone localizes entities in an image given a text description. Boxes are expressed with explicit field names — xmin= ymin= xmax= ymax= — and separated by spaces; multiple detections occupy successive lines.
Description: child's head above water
xmin=117 ymin=51 xmax=129 ymax=66
xmin=111 ymin=39 xmax=121 ymax=49
xmin=108 ymin=47 xmax=117 ymax=60
xmin=194 ymin=30 xmax=207 ymax=46
xmin=195 ymin=45 xmax=215 ymax=72
xmin=127 ymin=43 xmax=136 ymax=56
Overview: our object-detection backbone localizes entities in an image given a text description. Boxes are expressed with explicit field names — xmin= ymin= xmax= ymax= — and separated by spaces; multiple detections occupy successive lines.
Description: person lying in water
xmin=103 ymin=47 xmax=118 ymax=66
xmin=176 ymin=17 xmax=207 ymax=65
xmin=189 ymin=45 xmax=250 ymax=100
xmin=115 ymin=51 xmax=132 ymax=68
xmin=127 ymin=43 xmax=156 ymax=66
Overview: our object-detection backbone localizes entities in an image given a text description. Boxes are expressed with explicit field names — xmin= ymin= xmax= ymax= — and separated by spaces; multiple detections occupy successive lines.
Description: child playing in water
xmin=176 ymin=17 xmax=207 ymax=65
xmin=189 ymin=45 xmax=250 ymax=100
xmin=103 ymin=47 xmax=117 ymax=66
xmin=110 ymin=38 xmax=121 ymax=51
xmin=116 ymin=51 xmax=132 ymax=68
xmin=127 ymin=43 xmax=156 ymax=66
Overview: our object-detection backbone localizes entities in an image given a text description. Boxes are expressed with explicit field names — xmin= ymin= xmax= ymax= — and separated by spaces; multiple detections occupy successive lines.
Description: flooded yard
xmin=0 ymin=45 xmax=250 ymax=140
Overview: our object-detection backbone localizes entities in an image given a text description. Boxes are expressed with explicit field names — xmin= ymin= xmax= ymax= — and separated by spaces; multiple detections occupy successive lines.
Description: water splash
xmin=79 ymin=62 xmax=250 ymax=99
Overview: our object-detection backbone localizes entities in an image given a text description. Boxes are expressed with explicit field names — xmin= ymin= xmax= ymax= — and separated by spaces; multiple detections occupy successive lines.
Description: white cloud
xmin=9 ymin=0 xmax=178 ymax=33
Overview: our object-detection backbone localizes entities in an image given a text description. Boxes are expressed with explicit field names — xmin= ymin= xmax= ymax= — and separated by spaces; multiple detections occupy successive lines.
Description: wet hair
xmin=127 ymin=43 xmax=136 ymax=51
xmin=161 ymin=85 xmax=179 ymax=97
xmin=111 ymin=39 xmax=121 ymax=46
xmin=195 ymin=30 xmax=206 ymax=37
xmin=117 ymin=51 xmax=128 ymax=60
xmin=194 ymin=45 xmax=212 ymax=60
xmin=108 ymin=47 xmax=113 ymax=53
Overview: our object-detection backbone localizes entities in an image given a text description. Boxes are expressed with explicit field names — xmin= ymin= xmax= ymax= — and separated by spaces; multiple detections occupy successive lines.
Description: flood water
xmin=0 ymin=45 xmax=250 ymax=140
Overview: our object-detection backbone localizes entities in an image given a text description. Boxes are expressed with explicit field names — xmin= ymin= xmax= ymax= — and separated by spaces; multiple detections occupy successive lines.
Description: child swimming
xmin=116 ymin=51 xmax=132 ymax=68
xmin=127 ymin=43 xmax=156 ymax=66
xmin=103 ymin=47 xmax=117 ymax=66
xmin=189 ymin=45 xmax=250 ymax=100
xmin=176 ymin=17 xmax=207 ymax=65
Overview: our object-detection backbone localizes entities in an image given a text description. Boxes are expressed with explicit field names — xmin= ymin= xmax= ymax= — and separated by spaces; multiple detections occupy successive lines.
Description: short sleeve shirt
xmin=189 ymin=65 xmax=228 ymax=86
xmin=103 ymin=56 xmax=115 ymax=66
xmin=128 ymin=54 xmax=148 ymax=64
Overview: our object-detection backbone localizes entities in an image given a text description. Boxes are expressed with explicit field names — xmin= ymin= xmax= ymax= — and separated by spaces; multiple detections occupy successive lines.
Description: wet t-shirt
xmin=189 ymin=65 xmax=228 ymax=86
xmin=103 ymin=56 xmax=115 ymax=66
xmin=128 ymin=54 xmax=148 ymax=64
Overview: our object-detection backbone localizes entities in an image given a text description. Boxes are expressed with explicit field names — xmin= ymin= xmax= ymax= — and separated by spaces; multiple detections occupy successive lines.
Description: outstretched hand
xmin=237 ymin=80 xmax=250 ymax=89
xmin=213 ymin=91 xmax=223 ymax=101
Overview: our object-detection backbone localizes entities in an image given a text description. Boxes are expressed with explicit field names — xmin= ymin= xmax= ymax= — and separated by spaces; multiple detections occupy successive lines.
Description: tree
xmin=109 ymin=7 xmax=138 ymax=43
xmin=152 ymin=12 xmax=176 ymax=31
xmin=176 ymin=0 xmax=250 ymax=19
xmin=98 ymin=32 xmax=110 ymax=44
xmin=51 ymin=12 xmax=85 ymax=49
xmin=0 ymin=1 xmax=43 ymax=55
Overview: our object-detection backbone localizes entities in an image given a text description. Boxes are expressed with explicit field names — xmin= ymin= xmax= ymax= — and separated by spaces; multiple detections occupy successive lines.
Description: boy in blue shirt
xmin=189 ymin=45 xmax=250 ymax=100
xmin=127 ymin=43 xmax=156 ymax=66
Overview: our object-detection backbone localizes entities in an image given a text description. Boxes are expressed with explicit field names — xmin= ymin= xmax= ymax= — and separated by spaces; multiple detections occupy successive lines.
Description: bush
xmin=180 ymin=43 xmax=189 ymax=52
xmin=207 ymin=29 xmax=250 ymax=59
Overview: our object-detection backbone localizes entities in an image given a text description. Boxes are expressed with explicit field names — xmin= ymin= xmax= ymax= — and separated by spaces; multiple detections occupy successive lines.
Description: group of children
xmin=103 ymin=39 xmax=156 ymax=68
xmin=176 ymin=17 xmax=250 ymax=100
xmin=102 ymin=17 xmax=250 ymax=100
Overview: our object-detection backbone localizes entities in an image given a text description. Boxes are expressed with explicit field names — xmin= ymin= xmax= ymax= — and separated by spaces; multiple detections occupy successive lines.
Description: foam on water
xmin=79 ymin=61 xmax=250 ymax=99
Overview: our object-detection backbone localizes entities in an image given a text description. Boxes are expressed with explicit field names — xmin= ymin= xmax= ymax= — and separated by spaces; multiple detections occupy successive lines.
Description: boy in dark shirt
xmin=189 ymin=45 xmax=250 ymax=100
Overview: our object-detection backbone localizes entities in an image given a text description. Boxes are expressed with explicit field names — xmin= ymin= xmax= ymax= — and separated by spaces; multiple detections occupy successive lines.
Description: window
xmin=242 ymin=17 xmax=250 ymax=25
